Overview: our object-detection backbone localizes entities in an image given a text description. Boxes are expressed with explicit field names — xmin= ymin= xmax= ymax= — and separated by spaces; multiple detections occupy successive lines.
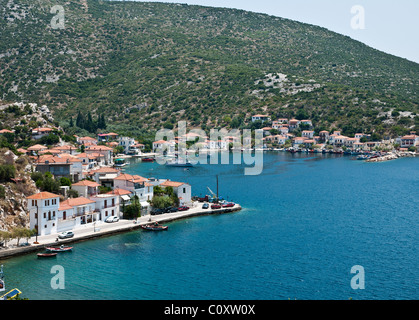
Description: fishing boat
xmin=45 ymin=245 xmax=73 ymax=252
xmin=113 ymin=158 xmax=128 ymax=167
xmin=141 ymin=222 xmax=168 ymax=231
xmin=37 ymin=252 xmax=57 ymax=258
xmin=357 ymin=155 xmax=370 ymax=160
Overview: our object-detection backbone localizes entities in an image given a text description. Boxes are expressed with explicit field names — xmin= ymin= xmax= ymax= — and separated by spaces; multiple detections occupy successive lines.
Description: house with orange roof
xmin=85 ymin=145 xmax=113 ymax=165
xmin=71 ymin=180 xmax=101 ymax=198
xmin=27 ymin=144 xmax=48 ymax=154
xmin=160 ymin=180 xmax=192 ymax=206
xmin=90 ymin=194 xmax=120 ymax=222
xmin=27 ymin=192 xmax=61 ymax=236
xmin=302 ymin=130 xmax=314 ymax=139
xmin=31 ymin=127 xmax=54 ymax=140
xmin=113 ymin=174 xmax=153 ymax=208
xmin=87 ymin=166 xmax=120 ymax=188
xmin=35 ymin=154 xmax=82 ymax=182
xmin=400 ymin=132 xmax=419 ymax=148
xmin=79 ymin=136 xmax=98 ymax=146
xmin=27 ymin=191 xmax=122 ymax=236
xmin=288 ymin=119 xmax=301 ymax=131
xmin=251 ymin=114 xmax=271 ymax=123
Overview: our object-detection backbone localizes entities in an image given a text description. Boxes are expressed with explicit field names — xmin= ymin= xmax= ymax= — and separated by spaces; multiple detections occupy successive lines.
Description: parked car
xmin=177 ymin=206 xmax=189 ymax=211
xmin=202 ymin=203 xmax=209 ymax=209
xmin=151 ymin=208 xmax=164 ymax=215
xmin=211 ymin=204 xmax=222 ymax=209
xmin=105 ymin=216 xmax=119 ymax=223
xmin=58 ymin=231 xmax=74 ymax=239
xmin=222 ymin=202 xmax=235 ymax=208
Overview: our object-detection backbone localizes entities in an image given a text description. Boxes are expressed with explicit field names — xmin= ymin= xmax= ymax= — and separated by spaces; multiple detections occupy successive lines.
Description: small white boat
xmin=113 ymin=158 xmax=128 ymax=167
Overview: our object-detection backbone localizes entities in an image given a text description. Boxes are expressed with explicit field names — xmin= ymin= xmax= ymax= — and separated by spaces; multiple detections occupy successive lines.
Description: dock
xmin=0 ymin=203 xmax=241 ymax=260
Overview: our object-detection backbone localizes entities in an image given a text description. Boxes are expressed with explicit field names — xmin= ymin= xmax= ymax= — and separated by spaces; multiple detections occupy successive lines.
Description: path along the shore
xmin=0 ymin=203 xmax=242 ymax=260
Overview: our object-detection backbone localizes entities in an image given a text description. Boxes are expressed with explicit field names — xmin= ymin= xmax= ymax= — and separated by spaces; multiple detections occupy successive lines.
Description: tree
xmin=124 ymin=195 xmax=142 ymax=219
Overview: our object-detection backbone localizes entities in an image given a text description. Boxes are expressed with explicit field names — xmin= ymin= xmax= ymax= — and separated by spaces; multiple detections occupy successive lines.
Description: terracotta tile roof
xmin=27 ymin=192 xmax=60 ymax=200
xmin=107 ymin=188 xmax=132 ymax=196
xmin=0 ymin=129 xmax=14 ymax=134
xmin=114 ymin=173 xmax=148 ymax=183
xmin=86 ymin=145 xmax=113 ymax=151
xmin=72 ymin=180 xmax=101 ymax=187
xmin=27 ymin=144 xmax=47 ymax=151
xmin=59 ymin=204 xmax=74 ymax=211
xmin=61 ymin=197 xmax=95 ymax=207
xmin=90 ymin=167 xmax=120 ymax=174
xmin=160 ymin=180 xmax=186 ymax=188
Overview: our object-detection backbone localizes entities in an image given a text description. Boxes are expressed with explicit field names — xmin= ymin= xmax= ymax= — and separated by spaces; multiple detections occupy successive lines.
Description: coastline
xmin=0 ymin=203 xmax=241 ymax=260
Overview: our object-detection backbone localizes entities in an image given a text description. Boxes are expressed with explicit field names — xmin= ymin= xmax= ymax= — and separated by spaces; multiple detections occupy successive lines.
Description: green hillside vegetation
xmin=1 ymin=0 xmax=418 ymax=139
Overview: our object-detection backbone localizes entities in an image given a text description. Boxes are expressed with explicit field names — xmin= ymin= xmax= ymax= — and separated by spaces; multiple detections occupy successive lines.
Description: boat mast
xmin=216 ymin=175 xmax=219 ymax=203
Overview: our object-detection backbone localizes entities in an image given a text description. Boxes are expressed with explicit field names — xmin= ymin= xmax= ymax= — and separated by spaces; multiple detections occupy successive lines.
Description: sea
xmin=1 ymin=152 xmax=418 ymax=300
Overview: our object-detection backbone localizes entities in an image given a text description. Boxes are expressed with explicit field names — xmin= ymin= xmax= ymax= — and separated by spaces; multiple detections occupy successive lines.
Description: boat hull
xmin=141 ymin=225 xmax=168 ymax=231
xmin=45 ymin=246 xmax=73 ymax=252
xmin=37 ymin=253 xmax=57 ymax=258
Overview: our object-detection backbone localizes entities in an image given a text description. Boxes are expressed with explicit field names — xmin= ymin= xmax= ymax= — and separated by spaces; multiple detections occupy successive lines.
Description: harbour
xmin=0 ymin=152 xmax=417 ymax=300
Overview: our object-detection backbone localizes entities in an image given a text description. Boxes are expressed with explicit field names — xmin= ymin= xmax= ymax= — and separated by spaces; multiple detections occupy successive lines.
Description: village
xmin=0 ymin=110 xmax=417 ymax=250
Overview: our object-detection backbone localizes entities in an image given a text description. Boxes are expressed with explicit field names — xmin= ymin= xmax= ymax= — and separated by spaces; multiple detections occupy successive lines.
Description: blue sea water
xmin=1 ymin=152 xmax=418 ymax=300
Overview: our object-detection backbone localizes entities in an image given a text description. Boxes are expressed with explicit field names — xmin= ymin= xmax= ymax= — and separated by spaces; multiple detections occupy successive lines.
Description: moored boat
xmin=45 ymin=245 xmax=73 ymax=252
xmin=141 ymin=222 xmax=168 ymax=231
xmin=114 ymin=158 xmax=128 ymax=167
xmin=166 ymin=158 xmax=194 ymax=167
xmin=37 ymin=252 xmax=57 ymax=258
xmin=142 ymin=157 xmax=155 ymax=162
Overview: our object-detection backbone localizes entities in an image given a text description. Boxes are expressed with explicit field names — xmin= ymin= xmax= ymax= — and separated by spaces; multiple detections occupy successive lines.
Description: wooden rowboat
xmin=37 ymin=252 xmax=57 ymax=258
xmin=45 ymin=246 xmax=73 ymax=252
xmin=141 ymin=223 xmax=168 ymax=231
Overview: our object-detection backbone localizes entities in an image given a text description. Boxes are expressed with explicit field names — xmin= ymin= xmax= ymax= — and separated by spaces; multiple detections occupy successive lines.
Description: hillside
xmin=1 ymin=0 xmax=418 ymax=138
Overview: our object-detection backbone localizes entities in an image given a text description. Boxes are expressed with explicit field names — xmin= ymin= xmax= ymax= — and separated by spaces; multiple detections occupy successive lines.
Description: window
xmin=43 ymin=212 xmax=46 ymax=219
xmin=63 ymin=211 xmax=66 ymax=220
xmin=183 ymin=188 xmax=186 ymax=193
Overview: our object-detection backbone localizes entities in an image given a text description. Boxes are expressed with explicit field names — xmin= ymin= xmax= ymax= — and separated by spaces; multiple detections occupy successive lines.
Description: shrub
xmin=0 ymin=165 xmax=16 ymax=182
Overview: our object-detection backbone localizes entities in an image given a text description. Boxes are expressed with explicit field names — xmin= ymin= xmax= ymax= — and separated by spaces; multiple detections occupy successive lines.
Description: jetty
xmin=365 ymin=151 xmax=416 ymax=163
xmin=0 ymin=203 xmax=241 ymax=260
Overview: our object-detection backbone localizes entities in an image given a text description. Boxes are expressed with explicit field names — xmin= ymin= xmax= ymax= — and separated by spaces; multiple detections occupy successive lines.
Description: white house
xmin=27 ymin=192 xmax=61 ymax=236
xmin=153 ymin=140 xmax=176 ymax=154
xmin=90 ymin=194 xmax=120 ymax=221
xmin=302 ymin=130 xmax=314 ymax=139
xmin=113 ymin=173 xmax=153 ymax=209
xmin=160 ymin=180 xmax=192 ymax=206
xmin=118 ymin=136 xmax=136 ymax=154
xmin=71 ymin=180 xmax=101 ymax=198
xmin=31 ymin=127 xmax=54 ymax=140
xmin=251 ymin=114 xmax=271 ymax=123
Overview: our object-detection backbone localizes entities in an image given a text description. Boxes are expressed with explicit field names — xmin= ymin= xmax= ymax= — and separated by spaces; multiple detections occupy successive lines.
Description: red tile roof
xmin=27 ymin=192 xmax=60 ymax=200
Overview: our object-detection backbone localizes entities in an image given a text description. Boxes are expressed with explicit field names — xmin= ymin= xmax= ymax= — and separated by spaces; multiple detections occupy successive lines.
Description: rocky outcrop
xmin=0 ymin=149 xmax=38 ymax=232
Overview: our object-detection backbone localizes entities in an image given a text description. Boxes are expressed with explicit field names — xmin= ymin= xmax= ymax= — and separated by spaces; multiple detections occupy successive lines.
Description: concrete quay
xmin=0 ymin=203 xmax=241 ymax=260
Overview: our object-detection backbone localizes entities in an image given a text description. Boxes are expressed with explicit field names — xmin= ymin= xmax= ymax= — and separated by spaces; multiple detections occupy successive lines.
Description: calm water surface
xmin=1 ymin=152 xmax=418 ymax=300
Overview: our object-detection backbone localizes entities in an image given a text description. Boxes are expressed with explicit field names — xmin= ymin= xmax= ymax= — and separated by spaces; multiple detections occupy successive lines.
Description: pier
xmin=0 ymin=203 xmax=241 ymax=260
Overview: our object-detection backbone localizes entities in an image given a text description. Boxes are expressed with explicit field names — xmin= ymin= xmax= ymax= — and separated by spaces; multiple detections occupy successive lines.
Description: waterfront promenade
xmin=0 ymin=203 xmax=241 ymax=260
